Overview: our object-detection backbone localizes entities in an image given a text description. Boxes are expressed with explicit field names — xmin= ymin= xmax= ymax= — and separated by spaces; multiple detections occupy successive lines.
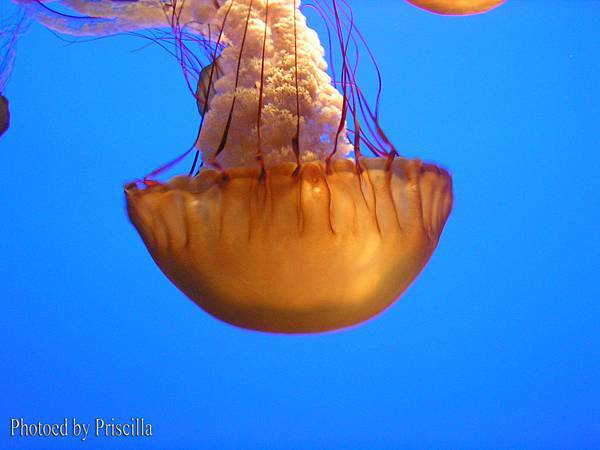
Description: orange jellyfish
xmin=405 ymin=0 xmax=505 ymax=16
xmin=16 ymin=0 xmax=453 ymax=333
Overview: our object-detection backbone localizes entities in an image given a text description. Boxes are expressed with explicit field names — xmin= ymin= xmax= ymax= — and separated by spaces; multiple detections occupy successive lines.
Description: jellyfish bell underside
xmin=406 ymin=0 xmax=505 ymax=16
xmin=18 ymin=0 xmax=453 ymax=333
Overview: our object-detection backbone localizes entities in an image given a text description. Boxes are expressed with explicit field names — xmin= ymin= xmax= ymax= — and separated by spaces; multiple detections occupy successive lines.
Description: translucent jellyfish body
xmin=16 ymin=0 xmax=453 ymax=333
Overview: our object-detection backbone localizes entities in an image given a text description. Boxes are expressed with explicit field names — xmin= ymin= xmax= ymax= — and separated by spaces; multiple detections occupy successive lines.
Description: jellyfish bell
xmin=126 ymin=158 xmax=451 ymax=333
xmin=405 ymin=0 xmax=506 ymax=16
xmin=16 ymin=0 xmax=453 ymax=333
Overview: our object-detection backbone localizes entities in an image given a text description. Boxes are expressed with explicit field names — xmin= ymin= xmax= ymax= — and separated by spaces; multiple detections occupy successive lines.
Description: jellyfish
xmin=0 ymin=95 xmax=8 ymax=137
xmin=405 ymin=0 xmax=505 ymax=16
xmin=0 ymin=4 xmax=27 ymax=138
xmin=14 ymin=0 xmax=453 ymax=333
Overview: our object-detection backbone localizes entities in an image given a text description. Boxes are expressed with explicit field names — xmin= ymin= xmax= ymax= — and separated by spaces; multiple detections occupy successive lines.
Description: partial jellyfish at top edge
xmin=12 ymin=0 xmax=459 ymax=334
xmin=405 ymin=0 xmax=506 ymax=16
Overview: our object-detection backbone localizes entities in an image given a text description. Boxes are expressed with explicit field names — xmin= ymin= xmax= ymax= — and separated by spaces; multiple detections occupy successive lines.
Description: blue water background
xmin=1 ymin=0 xmax=598 ymax=448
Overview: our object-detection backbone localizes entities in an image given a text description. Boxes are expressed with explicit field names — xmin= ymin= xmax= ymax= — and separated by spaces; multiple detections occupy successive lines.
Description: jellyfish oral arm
xmin=195 ymin=0 xmax=353 ymax=168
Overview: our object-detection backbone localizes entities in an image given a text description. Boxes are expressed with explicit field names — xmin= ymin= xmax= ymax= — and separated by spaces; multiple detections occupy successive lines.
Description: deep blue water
xmin=1 ymin=0 xmax=598 ymax=448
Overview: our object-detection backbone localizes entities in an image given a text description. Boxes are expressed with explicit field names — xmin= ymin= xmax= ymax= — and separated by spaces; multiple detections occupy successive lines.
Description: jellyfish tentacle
xmin=24 ymin=0 xmax=221 ymax=36
xmin=256 ymin=0 xmax=269 ymax=179
xmin=1 ymin=5 xmax=28 ymax=94
xmin=311 ymin=0 xmax=393 ymax=160
xmin=15 ymin=0 xmax=150 ymax=36
xmin=385 ymin=148 xmax=398 ymax=172
xmin=142 ymin=147 xmax=195 ymax=182
xmin=325 ymin=0 xmax=350 ymax=173
xmin=291 ymin=0 xmax=301 ymax=175
xmin=191 ymin=1 xmax=235 ymax=175
xmin=211 ymin=0 xmax=253 ymax=167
